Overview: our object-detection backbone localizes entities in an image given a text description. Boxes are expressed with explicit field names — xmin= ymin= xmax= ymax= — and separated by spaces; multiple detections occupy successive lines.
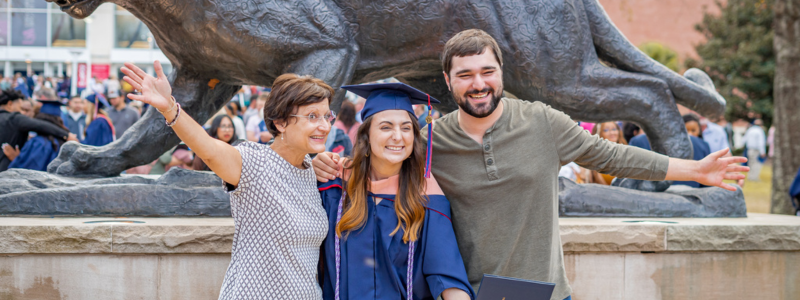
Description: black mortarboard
xmin=341 ymin=82 xmax=440 ymax=122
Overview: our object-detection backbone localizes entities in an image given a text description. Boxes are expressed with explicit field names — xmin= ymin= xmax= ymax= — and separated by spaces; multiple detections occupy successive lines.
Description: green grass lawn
xmin=738 ymin=163 xmax=772 ymax=214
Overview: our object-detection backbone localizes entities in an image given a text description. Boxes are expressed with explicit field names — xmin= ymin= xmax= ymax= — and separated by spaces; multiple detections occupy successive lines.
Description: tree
xmin=771 ymin=0 xmax=800 ymax=215
xmin=688 ymin=0 xmax=775 ymax=127
xmin=639 ymin=42 xmax=680 ymax=72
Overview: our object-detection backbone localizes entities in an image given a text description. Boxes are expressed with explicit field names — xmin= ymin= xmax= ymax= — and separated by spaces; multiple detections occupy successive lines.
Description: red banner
xmin=77 ymin=63 xmax=87 ymax=88
xmin=91 ymin=64 xmax=110 ymax=80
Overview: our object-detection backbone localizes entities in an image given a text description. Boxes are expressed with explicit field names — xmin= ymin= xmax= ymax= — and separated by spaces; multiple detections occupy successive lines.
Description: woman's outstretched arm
xmin=121 ymin=61 xmax=243 ymax=186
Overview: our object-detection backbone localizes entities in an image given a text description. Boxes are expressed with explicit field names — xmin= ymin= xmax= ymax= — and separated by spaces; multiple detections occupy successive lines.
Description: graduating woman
xmin=82 ymin=94 xmax=116 ymax=147
xmin=317 ymin=83 xmax=474 ymax=300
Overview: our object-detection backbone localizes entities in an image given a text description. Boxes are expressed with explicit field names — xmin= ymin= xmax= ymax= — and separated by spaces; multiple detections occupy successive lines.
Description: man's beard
xmin=453 ymin=86 xmax=503 ymax=118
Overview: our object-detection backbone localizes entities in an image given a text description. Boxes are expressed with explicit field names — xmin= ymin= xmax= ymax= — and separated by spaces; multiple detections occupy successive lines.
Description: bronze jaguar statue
xmin=47 ymin=0 xmax=726 ymax=178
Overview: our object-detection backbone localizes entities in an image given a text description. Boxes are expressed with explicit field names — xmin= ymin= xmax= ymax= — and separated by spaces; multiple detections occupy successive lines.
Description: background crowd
xmin=0 ymin=69 xmax=771 ymax=185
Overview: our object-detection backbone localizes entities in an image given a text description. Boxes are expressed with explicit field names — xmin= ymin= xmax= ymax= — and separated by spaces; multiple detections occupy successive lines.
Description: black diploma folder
xmin=476 ymin=274 xmax=556 ymax=300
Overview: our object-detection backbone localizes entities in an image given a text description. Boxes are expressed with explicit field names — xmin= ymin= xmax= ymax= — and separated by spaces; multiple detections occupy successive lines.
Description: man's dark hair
xmin=441 ymin=29 xmax=503 ymax=76
xmin=228 ymin=101 xmax=241 ymax=112
xmin=682 ymin=113 xmax=701 ymax=125
xmin=338 ymin=101 xmax=357 ymax=129
xmin=0 ymin=89 xmax=25 ymax=106
xmin=249 ymin=94 xmax=259 ymax=106
xmin=622 ymin=122 xmax=641 ymax=143
xmin=263 ymin=74 xmax=334 ymax=137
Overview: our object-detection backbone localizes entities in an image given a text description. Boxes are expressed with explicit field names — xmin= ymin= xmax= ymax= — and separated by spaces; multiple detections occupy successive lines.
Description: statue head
xmin=47 ymin=0 xmax=110 ymax=19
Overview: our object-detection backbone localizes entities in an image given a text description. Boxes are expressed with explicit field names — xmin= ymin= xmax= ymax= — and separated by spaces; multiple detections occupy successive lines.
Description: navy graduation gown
xmin=82 ymin=117 xmax=114 ymax=147
xmin=8 ymin=136 xmax=60 ymax=172
xmin=318 ymin=177 xmax=475 ymax=300
xmin=790 ymin=166 xmax=800 ymax=210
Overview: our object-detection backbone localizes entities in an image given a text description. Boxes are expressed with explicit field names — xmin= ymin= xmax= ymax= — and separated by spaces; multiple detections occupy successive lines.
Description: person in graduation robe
xmin=790 ymin=166 xmax=800 ymax=215
xmin=318 ymin=83 xmax=474 ymax=300
xmin=8 ymin=134 xmax=62 ymax=171
xmin=82 ymin=94 xmax=116 ymax=147
xmin=8 ymin=90 xmax=69 ymax=172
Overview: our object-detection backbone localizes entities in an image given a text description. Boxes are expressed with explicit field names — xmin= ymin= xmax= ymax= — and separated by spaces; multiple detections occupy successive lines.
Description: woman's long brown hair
xmin=336 ymin=112 xmax=428 ymax=243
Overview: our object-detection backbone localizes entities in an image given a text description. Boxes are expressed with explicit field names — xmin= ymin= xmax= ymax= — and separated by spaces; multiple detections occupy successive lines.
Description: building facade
xmin=1 ymin=1 xmax=169 ymax=88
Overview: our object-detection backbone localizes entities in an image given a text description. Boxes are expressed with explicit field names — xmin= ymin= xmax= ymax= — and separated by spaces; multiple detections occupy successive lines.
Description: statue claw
xmin=47 ymin=142 xmax=123 ymax=178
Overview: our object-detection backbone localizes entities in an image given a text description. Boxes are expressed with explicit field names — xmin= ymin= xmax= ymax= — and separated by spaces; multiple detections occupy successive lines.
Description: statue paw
xmin=47 ymin=142 xmax=122 ymax=178
xmin=612 ymin=178 xmax=671 ymax=192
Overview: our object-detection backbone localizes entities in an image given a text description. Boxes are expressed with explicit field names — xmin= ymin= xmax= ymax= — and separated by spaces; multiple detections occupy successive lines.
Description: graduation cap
xmin=86 ymin=93 xmax=111 ymax=120
xmin=341 ymin=82 xmax=439 ymax=178
xmin=86 ymin=93 xmax=110 ymax=110
xmin=38 ymin=99 xmax=65 ymax=117
xmin=34 ymin=88 xmax=65 ymax=117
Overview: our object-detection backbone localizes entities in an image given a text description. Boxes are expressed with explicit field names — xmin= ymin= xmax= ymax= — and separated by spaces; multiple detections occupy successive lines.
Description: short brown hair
xmin=441 ymin=29 xmax=503 ymax=75
xmin=263 ymin=74 xmax=334 ymax=136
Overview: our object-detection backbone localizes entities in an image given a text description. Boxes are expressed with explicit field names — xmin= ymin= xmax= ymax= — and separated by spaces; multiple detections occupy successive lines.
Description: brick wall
xmin=597 ymin=0 xmax=723 ymax=64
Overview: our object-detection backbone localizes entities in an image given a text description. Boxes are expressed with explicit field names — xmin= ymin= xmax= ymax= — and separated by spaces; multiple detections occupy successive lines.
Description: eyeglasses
xmin=290 ymin=111 xmax=336 ymax=125
xmin=602 ymin=128 xmax=619 ymax=133
xmin=219 ymin=125 xmax=234 ymax=130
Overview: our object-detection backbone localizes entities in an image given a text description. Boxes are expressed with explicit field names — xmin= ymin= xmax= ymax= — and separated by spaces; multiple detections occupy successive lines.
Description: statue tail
xmin=582 ymin=0 xmax=726 ymax=118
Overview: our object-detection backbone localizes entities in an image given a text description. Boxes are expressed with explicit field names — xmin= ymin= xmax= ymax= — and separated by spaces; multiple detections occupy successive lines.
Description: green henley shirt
xmin=425 ymin=98 xmax=669 ymax=300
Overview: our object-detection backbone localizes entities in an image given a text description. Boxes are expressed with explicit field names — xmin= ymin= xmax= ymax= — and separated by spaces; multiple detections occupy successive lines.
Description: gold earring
xmin=365 ymin=150 xmax=369 ymax=157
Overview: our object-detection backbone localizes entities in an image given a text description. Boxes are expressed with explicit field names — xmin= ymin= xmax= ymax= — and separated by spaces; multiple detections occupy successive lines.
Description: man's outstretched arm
xmin=545 ymin=103 xmax=748 ymax=190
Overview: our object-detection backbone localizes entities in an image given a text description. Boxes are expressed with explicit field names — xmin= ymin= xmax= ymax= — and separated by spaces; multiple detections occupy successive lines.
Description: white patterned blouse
xmin=219 ymin=141 xmax=328 ymax=300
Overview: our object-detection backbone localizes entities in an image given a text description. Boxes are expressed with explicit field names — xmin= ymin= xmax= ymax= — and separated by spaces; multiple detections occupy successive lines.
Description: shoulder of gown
xmin=83 ymin=118 xmax=115 ymax=146
xmin=317 ymin=176 xmax=454 ymax=220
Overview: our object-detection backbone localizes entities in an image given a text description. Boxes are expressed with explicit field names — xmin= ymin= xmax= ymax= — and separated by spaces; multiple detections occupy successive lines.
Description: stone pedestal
xmin=0 ymin=214 xmax=797 ymax=299
xmin=560 ymin=213 xmax=800 ymax=299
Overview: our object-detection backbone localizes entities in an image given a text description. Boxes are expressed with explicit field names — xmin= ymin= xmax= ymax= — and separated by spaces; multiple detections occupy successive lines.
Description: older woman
xmin=317 ymin=83 xmax=473 ymax=300
xmin=122 ymin=61 xmax=331 ymax=299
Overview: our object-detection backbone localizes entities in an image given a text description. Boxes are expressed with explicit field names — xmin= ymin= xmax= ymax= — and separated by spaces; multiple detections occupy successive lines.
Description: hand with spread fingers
xmin=120 ymin=61 xmax=174 ymax=113
xmin=697 ymin=148 xmax=750 ymax=191
xmin=117 ymin=60 xmax=243 ymax=187
xmin=666 ymin=148 xmax=749 ymax=192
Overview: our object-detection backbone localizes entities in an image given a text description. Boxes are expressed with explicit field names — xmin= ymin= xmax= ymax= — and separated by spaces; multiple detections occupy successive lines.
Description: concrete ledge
xmin=0 ymin=218 xmax=233 ymax=254
xmin=560 ymin=213 xmax=800 ymax=252
xmin=0 ymin=213 xmax=798 ymax=254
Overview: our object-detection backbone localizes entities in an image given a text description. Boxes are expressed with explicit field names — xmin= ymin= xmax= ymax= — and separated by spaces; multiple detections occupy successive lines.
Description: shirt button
xmin=484 ymin=144 xmax=491 ymax=151
xmin=487 ymin=158 xmax=494 ymax=166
